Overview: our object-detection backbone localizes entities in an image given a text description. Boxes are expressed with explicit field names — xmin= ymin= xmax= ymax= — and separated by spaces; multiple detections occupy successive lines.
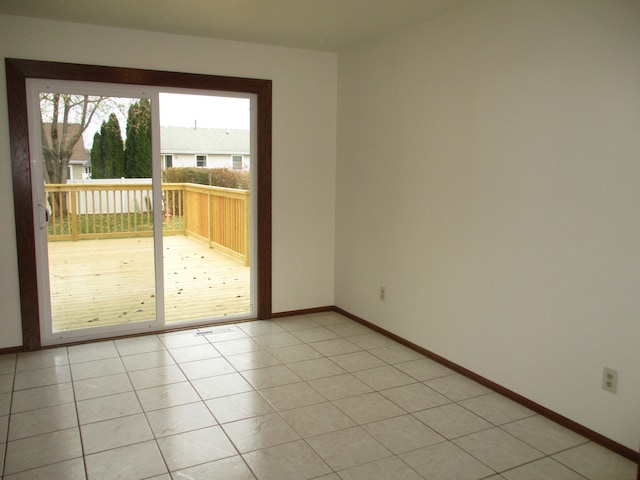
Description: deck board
xmin=48 ymin=235 xmax=250 ymax=332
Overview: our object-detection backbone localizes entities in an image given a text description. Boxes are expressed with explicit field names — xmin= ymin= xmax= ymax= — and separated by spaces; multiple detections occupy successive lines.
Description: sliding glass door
xmin=27 ymin=79 xmax=255 ymax=345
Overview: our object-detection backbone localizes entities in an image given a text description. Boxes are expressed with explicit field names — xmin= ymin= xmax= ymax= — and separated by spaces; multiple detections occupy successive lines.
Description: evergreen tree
xmin=103 ymin=113 xmax=125 ymax=178
xmin=90 ymin=130 xmax=105 ymax=179
xmin=124 ymin=99 xmax=152 ymax=178
xmin=90 ymin=114 xmax=124 ymax=178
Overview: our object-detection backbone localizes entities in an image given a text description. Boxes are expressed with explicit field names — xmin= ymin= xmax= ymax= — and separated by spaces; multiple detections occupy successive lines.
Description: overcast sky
xmin=159 ymin=93 xmax=250 ymax=130
xmin=83 ymin=92 xmax=250 ymax=148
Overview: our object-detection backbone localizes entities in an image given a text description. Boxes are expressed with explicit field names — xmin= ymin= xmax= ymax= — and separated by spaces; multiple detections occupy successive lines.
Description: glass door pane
xmin=27 ymin=81 xmax=256 ymax=345
xmin=28 ymin=82 xmax=163 ymax=343
xmin=159 ymin=92 xmax=253 ymax=324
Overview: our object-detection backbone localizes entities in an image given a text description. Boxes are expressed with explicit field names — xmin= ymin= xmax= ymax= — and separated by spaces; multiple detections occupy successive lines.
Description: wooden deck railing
xmin=45 ymin=182 xmax=250 ymax=266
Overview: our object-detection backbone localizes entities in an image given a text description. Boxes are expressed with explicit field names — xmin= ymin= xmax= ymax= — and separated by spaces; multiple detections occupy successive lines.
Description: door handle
xmin=38 ymin=203 xmax=50 ymax=230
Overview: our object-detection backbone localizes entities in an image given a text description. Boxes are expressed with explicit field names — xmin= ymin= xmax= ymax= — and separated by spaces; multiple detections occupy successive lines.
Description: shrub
xmin=163 ymin=167 xmax=250 ymax=190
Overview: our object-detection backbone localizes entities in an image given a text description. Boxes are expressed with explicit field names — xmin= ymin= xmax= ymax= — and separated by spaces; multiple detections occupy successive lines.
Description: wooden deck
xmin=48 ymin=235 xmax=250 ymax=332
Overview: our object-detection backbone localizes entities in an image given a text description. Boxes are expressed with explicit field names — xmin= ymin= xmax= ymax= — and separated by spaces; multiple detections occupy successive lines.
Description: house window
xmin=164 ymin=154 xmax=173 ymax=169
xmin=232 ymin=155 xmax=243 ymax=170
xmin=196 ymin=155 xmax=206 ymax=167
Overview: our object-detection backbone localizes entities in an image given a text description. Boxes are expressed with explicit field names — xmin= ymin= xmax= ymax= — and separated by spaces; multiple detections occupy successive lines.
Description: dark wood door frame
xmin=5 ymin=58 xmax=272 ymax=351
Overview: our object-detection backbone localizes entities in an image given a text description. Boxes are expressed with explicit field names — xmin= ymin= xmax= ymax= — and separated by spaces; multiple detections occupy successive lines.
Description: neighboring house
xmin=160 ymin=126 xmax=250 ymax=171
xmin=42 ymin=123 xmax=91 ymax=181
xmin=69 ymin=153 xmax=91 ymax=180
xmin=49 ymin=125 xmax=249 ymax=183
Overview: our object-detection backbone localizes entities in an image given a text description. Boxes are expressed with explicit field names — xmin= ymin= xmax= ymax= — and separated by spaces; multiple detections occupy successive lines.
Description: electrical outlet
xmin=379 ymin=286 xmax=386 ymax=301
xmin=602 ymin=367 xmax=618 ymax=394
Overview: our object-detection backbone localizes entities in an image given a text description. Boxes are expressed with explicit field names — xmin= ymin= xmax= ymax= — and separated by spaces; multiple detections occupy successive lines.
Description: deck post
xmin=244 ymin=191 xmax=250 ymax=266
xmin=69 ymin=188 xmax=79 ymax=241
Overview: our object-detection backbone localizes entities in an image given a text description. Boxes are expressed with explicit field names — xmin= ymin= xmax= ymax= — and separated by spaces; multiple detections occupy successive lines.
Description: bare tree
xmin=39 ymin=93 xmax=105 ymax=185
xmin=39 ymin=93 xmax=132 ymax=213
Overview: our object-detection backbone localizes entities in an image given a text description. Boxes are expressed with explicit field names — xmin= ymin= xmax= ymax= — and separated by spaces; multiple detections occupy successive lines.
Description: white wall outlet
xmin=379 ymin=286 xmax=386 ymax=301
xmin=602 ymin=367 xmax=618 ymax=394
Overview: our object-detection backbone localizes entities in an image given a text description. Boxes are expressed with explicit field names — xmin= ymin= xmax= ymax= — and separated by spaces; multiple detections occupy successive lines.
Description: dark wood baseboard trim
xmin=2 ymin=304 xmax=637 ymax=467
xmin=272 ymin=306 xmax=334 ymax=318
xmin=0 ymin=346 xmax=24 ymax=355
xmin=333 ymin=306 xmax=639 ymax=464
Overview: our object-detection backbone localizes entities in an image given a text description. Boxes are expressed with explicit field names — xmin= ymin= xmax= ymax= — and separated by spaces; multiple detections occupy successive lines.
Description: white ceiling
xmin=0 ymin=0 xmax=477 ymax=51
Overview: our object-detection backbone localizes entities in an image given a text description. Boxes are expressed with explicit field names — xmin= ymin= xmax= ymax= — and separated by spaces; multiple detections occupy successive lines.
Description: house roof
xmin=160 ymin=127 xmax=249 ymax=155
xmin=42 ymin=123 xmax=88 ymax=163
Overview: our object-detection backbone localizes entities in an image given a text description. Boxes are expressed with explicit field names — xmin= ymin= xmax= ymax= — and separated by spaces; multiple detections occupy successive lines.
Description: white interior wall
xmin=0 ymin=15 xmax=337 ymax=348
xmin=335 ymin=0 xmax=640 ymax=450
xmin=1 ymin=0 xmax=638 ymax=453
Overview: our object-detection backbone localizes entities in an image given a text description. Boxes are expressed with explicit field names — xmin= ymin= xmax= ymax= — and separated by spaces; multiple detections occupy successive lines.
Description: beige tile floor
xmin=0 ymin=312 xmax=637 ymax=479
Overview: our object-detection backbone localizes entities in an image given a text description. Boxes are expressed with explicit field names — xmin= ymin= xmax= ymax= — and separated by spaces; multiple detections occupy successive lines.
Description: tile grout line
xmin=221 ymin=321 xmax=366 ymax=479
xmin=1 ymin=353 xmax=18 ymax=479
xmin=2 ymin=316 xmax=634 ymax=479
xmin=240 ymin=327 xmax=370 ymax=478
xmin=262 ymin=322 xmax=597 ymax=479
xmin=171 ymin=330 xmax=259 ymax=478
xmin=239 ymin=323 xmax=434 ymax=479
xmin=120 ymin=336 xmax=174 ymax=479
xmin=67 ymin=346 xmax=91 ymax=480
